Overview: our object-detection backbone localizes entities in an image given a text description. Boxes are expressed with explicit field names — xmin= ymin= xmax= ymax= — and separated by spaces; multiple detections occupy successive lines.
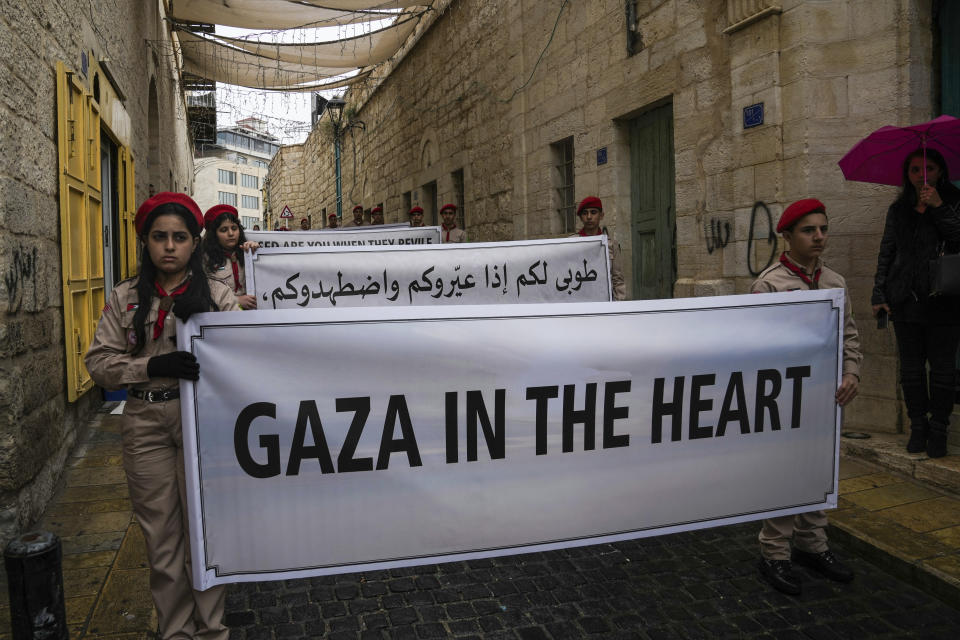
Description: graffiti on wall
xmin=704 ymin=218 xmax=731 ymax=254
xmin=747 ymin=201 xmax=778 ymax=276
xmin=4 ymin=245 xmax=39 ymax=313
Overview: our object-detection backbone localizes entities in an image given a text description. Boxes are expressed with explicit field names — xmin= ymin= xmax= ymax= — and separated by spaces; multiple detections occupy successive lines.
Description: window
xmin=402 ymin=191 xmax=412 ymax=216
xmin=241 ymin=215 xmax=258 ymax=229
xmin=552 ymin=137 xmax=576 ymax=233
xmin=218 ymin=191 xmax=238 ymax=206
xmin=236 ymin=155 xmax=248 ymax=165
xmin=254 ymin=160 xmax=269 ymax=169
xmin=218 ymin=169 xmax=236 ymax=185
xmin=241 ymin=173 xmax=258 ymax=189
xmin=241 ymin=195 xmax=259 ymax=209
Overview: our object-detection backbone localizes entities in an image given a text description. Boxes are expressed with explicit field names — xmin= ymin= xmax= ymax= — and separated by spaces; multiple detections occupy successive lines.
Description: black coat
xmin=872 ymin=190 xmax=960 ymax=324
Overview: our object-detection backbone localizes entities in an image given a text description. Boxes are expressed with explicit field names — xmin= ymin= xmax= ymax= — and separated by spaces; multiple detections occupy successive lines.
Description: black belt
xmin=129 ymin=388 xmax=180 ymax=402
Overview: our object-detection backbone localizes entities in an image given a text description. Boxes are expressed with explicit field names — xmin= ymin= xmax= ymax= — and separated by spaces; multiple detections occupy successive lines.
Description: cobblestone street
xmin=223 ymin=523 xmax=960 ymax=639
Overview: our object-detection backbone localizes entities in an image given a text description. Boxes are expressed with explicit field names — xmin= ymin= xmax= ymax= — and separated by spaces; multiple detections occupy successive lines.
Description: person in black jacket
xmin=872 ymin=148 xmax=960 ymax=458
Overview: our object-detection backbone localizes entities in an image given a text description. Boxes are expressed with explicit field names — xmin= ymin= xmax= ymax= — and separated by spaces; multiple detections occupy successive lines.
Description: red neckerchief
xmin=153 ymin=280 xmax=190 ymax=339
xmin=779 ymin=253 xmax=821 ymax=289
xmin=577 ymin=228 xmax=601 ymax=236
xmin=224 ymin=250 xmax=241 ymax=292
xmin=442 ymin=222 xmax=457 ymax=242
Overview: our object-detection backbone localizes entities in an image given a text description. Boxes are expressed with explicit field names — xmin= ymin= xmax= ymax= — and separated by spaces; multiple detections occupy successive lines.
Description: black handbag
xmin=930 ymin=242 xmax=960 ymax=296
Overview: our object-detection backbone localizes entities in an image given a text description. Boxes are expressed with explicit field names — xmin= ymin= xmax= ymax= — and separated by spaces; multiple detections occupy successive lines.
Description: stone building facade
xmin=0 ymin=1 xmax=194 ymax=540
xmin=267 ymin=0 xmax=957 ymax=447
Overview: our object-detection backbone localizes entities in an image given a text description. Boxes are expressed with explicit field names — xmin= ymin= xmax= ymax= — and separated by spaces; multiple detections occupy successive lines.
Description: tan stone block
xmin=929 ymin=526 xmax=960 ymax=549
xmin=692 ymin=278 xmax=734 ymax=297
xmin=675 ymin=212 xmax=698 ymax=246
xmin=915 ymin=456 xmax=960 ymax=496
xmin=923 ymin=554 xmax=960 ymax=586
xmin=730 ymin=53 xmax=779 ymax=100
xmin=65 ymin=595 xmax=95 ymax=625
xmin=882 ymin=497 xmax=960 ymax=533
xmin=679 ymin=49 xmax=714 ymax=87
xmin=60 ymin=483 xmax=130 ymax=503
xmin=839 ymin=455 xmax=880 ymax=479
xmin=695 ymin=77 xmax=727 ymax=111
xmin=829 ymin=509 xmax=948 ymax=561
xmin=86 ymin=568 xmax=156 ymax=636
xmin=839 ymin=472 xmax=902 ymax=495
xmin=736 ymin=125 xmax=780 ymax=167
xmin=675 ymin=177 xmax=703 ymax=214
xmin=638 ymin=0 xmax=676 ymax=46
xmin=842 ymin=396 xmax=902 ymax=434
xmin=843 ymin=481 xmax=939 ymax=511
xmin=62 ymin=550 xmax=117 ymax=571
xmin=729 ymin=13 xmax=781 ymax=70
xmin=705 ymin=172 xmax=734 ymax=212
xmin=722 ymin=240 xmax=750 ymax=278
xmin=115 ymin=523 xmax=149 ymax=570
xmin=676 ymin=245 xmax=699 ymax=279
xmin=847 ymin=68 xmax=900 ymax=118
xmin=753 ymin=161 xmax=782 ymax=203
xmin=702 ymin=136 xmax=735 ymax=176
xmin=648 ymin=37 xmax=676 ymax=71
xmin=63 ymin=565 xmax=109 ymax=598
xmin=732 ymin=166 xmax=755 ymax=209
xmin=675 ymin=18 xmax=707 ymax=53
xmin=61 ymin=531 xmax=125 ymax=555
xmin=674 ymin=277 xmax=696 ymax=298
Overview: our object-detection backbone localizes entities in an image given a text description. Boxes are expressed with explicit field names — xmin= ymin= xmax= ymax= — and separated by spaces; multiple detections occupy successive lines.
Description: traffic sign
xmin=279 ymin=205 xmax=293 ymax=219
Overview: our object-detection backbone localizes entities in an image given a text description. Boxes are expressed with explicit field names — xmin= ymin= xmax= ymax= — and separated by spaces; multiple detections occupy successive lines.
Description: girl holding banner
xmin=85 ymin=193 xmax=239 ymax=640
xmin=202 ymin=204 xmax=259 ymax=309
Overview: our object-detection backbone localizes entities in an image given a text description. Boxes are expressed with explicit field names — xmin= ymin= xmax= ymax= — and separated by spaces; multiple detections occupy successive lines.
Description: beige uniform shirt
xmin=751 ymin=253 xmax=862 ymax=379
xmin=205 ymin=255 xmax=246 ymax=296
xmin=85 ymin=277 xmax=240 ymax=392
xmin=344 ymin=218 xmax=365 ymax=227
xmin=441 ymin=225 xmax=467 ymax=243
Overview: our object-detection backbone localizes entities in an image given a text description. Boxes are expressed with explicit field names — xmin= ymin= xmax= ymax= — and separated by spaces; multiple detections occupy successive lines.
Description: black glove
xmin=147 ymin=351 xmax=199 ymax=380
xmin=172 ymin=296 xmax=209 ymax=322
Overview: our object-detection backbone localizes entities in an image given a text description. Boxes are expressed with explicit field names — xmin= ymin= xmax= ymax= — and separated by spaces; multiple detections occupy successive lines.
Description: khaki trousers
xmin=759 ymin=510 xmax=829 ymax=561
xmin=122 ymin=397 xmax=228 ymax=640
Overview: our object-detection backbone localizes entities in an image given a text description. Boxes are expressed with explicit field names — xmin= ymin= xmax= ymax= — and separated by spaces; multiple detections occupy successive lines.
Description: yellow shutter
xmin=56 ymin=61 xmax=103 ymax=401
xmin=118 ymin=147 xmax=138 ymax=277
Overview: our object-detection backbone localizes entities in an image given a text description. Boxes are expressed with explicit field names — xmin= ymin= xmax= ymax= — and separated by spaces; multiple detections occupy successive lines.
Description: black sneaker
xmin=792 ymin=549 xmax=854 ymax=583
xmin=758 ymin=558 xmax=801 ymax=595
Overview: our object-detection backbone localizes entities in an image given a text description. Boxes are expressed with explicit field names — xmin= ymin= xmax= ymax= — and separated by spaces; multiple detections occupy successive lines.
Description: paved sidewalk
xmin=2 ymin=407 xmax=959 ymax=638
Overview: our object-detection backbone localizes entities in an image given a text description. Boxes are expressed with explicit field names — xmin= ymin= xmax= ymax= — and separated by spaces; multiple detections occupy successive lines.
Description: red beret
xmin=576 ymin=196 xmax=603 ymax=216
xmin=328 ymin=213 xmax=337 ymax=219
xmin=371 ymin=206 xmax=383 ymax=214
xmin=408 ymin=206 xmax=423 ymax=215
xmin=440 ymin=203 xmax=457 ymax=214
xmin=777 ymin=198 xmax=826 ymax=232
xmin=135 ymin=192 xmax=203 ymax=235
xmin=203 ymin=204 xmax=238 ymax=228
xmin=352 ymin=205 xmax=364 ymax=213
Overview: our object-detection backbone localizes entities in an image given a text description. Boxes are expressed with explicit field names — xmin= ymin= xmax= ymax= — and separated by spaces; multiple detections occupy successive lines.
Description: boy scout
xmin=573 ymin=196 xmax=625 ymax=300
xmin=752 ymin=198 xmax=860 ymax=595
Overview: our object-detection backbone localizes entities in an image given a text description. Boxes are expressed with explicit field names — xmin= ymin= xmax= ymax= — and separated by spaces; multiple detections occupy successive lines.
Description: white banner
xmin=178 ymin=290 xmax=844 ymax=589
xmin=245 ymin=225 xmax=439 ymax=249
xmin=246 ymin=237 xmax=613 ymax=308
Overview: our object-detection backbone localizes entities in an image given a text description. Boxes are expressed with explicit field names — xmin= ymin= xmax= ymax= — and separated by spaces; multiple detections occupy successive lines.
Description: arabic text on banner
xmin=247 ymin=236 xmax=613 ymax=308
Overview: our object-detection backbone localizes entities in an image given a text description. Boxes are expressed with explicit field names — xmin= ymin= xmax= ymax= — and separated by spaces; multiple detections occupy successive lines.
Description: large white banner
xmin=179 ymin=290 xmax=844 ymax=589
xmin=246 ymin=236 xmax=613 ymax=308
xmin=245 ymin=225 xmax=440 ymax=248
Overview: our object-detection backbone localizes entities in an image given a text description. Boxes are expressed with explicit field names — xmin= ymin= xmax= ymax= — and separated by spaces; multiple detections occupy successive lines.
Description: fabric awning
xmin=171 ymin=0 xmax=425 ymax=30
xmin=176 ymin=11 xmax=420 ymax=69
xmin=178 ymin=31 xmax=374 ymax=90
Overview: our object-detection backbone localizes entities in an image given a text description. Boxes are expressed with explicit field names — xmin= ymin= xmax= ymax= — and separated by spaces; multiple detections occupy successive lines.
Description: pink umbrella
xmin=838 ymin=115 xmax=960 ymax=186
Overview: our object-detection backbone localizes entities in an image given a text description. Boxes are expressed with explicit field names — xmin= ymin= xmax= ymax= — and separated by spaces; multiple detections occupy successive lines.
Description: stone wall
xmin=0 ymin=1 xmax=194 ymax=541
xmin=265 ymin=0 xmax=942 ymax=438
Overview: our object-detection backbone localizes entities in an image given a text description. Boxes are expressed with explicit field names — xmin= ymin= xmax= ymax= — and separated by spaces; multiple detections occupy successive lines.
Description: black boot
xmin=927 ymin=421 xmax=949 ymax=459
xmin=906 ymin=419 xmax=928 ymax=454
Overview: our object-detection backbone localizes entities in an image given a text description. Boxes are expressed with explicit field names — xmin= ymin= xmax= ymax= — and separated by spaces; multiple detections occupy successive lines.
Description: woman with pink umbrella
xmin=870 ymin=148 xmax=960 ymax=458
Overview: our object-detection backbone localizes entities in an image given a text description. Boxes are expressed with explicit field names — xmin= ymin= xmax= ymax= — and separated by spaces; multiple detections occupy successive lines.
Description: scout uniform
xmin=439 ymin=203 xmax=467 ymax=242
xmin=85 ymin=193 xmax=240 ymax=640
xmin=572 ymin=196 xmax=626 ymax=301
xmin=370 ymin=205 xmax=384 ymax=225
xmin=408 ymin=205 xmax=425 ymax=227
xmin=328 ymin=212 xmax=339 ymax=228
xmin=752 ymin=253 xmax=861 ymax=557
xmin=203 ymin=204 xmax=248 ymax=301
xmin=344 ymin=205 xmax=365 ymax=227
xmin=752 ymin=198 xmax=860 ymax=595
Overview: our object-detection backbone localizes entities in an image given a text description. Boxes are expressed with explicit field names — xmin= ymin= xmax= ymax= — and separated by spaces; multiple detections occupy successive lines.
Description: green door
xmin=630 ymin=103 xmax=676 ymax=299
